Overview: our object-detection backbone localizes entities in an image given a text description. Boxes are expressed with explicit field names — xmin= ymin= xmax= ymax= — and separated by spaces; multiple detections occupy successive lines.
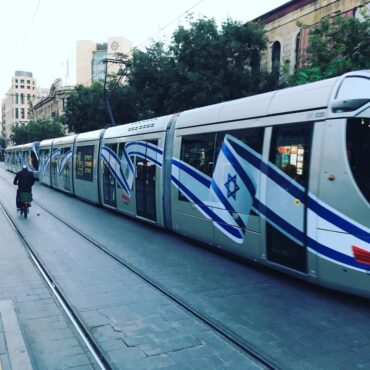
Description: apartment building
xmin=76 ymin=36 xmax=133 ymax=86
xmin=1 ymin=71 xmax=38 ymax=141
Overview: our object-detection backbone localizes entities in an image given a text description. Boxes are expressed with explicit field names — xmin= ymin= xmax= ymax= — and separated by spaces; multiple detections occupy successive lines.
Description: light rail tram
xmin=5 ymin=71 xmax=370 ymax=297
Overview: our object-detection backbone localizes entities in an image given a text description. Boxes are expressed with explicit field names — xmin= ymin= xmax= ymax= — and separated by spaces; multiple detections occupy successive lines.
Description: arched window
xmin=272 ymin=41 xmax=281 ymax=76
xmin=295 ymin=32 xmax=301 ymax=70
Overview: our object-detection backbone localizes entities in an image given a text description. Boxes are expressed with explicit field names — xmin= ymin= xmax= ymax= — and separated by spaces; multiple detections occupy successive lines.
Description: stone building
xmin=257 ymin=0 xmax=367 ymax=74
xmin=31 ymin=79 xmax=74 ymax=121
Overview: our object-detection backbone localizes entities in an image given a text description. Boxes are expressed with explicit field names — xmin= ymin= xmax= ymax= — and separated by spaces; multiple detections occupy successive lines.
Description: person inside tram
xmin=13 ymin=165 xmax=35 ymax=210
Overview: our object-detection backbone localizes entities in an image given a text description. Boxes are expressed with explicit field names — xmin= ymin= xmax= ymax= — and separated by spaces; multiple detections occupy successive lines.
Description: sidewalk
xmin=0 ymin=202 xmax=96 ymax=369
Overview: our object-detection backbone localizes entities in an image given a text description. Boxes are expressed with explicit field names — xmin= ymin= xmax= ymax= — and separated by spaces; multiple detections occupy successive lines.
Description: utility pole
xmin=102 ymin=56 xmax=132 ymax=127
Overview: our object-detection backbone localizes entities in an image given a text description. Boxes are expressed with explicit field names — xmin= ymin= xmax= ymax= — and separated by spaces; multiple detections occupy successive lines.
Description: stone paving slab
xmin=0 ymin=181 xmax=98 ymax=369
xmin=2 ymin=165 xmax=370 ymax=369
xmin=0 ymin=167 xmax=262 ymax=369
xmin=0 ymin=300 xmax=32 ymax=370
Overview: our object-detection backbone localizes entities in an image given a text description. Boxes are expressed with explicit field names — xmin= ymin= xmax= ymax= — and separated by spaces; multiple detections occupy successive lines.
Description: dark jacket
xmin=13 ymin=169 xmax=35 ymax=192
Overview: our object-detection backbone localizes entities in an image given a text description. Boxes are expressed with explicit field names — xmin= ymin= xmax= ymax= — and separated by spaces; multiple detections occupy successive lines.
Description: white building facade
xmin=76 ymin=36 xmax=133 ymax=86
xmin=1 ymin=71 xmax=38 ymax=142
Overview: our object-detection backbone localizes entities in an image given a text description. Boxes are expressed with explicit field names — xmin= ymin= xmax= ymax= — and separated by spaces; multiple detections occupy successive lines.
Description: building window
xmin=272 ymin=41 xmax=281 ymax=77
xmin=92 ymin=50 xmax=107 ymax=83
xmin=20 ymin=85 xmax=24 ymax=89
xmin=21 ymin=94 xmax=24 ymax=104
xmin=27 ymin=80 xmax=30 ymax=84
xmin=21 ymin=108 xmax=25 ymax=119
xmin=295 ymin=33 xmax=301 ymax=70
xmin=20 ymin=79 xmax=24 ymax=83
xmin=15 ymin=94 xmax=18 ymax=104
xmin=15 ymin=108 xmax=19 ymax=119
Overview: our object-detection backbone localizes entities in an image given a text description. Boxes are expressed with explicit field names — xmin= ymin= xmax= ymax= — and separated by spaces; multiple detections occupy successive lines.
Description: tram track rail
xmin=33 ymin=198 xmax=278 ymax=370
xmin=0 ymin=172 xmax=278 ymax=369
xmin=0 ymin=197 xmax=110 ymax=370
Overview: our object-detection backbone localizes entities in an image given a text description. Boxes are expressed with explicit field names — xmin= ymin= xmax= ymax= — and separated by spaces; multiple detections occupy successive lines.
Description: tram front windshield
xmin=346 ymin=118 xmax=370 ymax=204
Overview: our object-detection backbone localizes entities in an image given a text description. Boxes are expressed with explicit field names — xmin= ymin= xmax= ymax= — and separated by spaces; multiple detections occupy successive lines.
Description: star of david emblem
xmin=224 ymin=173 xmax=240 ymax=200
xmin=124 ymin=165 xmax=130 ymax=180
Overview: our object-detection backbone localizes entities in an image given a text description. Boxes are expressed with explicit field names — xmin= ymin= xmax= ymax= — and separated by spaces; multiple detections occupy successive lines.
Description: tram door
xmin=266 ymin=123 xmax=313 ymax=273
xmin=103 ymin=143 xmax=117 ymax=208
xmin=135 ymin=140 xmax=157 ymax=221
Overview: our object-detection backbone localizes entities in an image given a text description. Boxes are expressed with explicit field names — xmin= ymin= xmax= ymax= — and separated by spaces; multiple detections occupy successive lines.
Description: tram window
xmin=60 ymin=147 xmax=71 ymax=191
xmin=31 ymin=150 xmax=38 ymax=170
xmin=76 ymin=145 xmax=94 ymax=182
xmin=215 ymin=127 xmax=264 ymax=156
xmin=269 ymin=124 xmax=312 ymax=187
xmin=181 ymin=133 xmax=215 ymax=177
xmin=346 ymin=118 xmax=370 ymax=203
xmin=40 ymin=149 xmax=50 ymax=165
xmin=336 ymin=77 xmax=370 ymax=100
xmin=179 ymin=133 xmax=215 ymax=202
xmin=103 ymin=143 xmax=117 ymax=207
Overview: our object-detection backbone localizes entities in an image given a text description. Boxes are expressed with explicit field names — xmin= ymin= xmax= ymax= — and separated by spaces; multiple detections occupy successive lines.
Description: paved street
xmin=0 ymin=164 xmax=370 ymax=369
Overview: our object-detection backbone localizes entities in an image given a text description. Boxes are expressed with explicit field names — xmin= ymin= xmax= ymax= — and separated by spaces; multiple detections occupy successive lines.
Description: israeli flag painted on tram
xmin=101 ymin=141 xmax=164 ymax=197
xmin=58 ymin=150 xmax=72 ymax=176
xmin=172 ymin=135 xmax=259 ymax=243
xmin=210 ymin=135 xmax=258 ymax=242
xmin=100 ymin=135 xmax=370 ymax=272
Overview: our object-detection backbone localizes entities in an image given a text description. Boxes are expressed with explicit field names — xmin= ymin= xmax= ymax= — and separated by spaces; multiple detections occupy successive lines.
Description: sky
xmin=0 ymin=0 xmax=287 ymax=97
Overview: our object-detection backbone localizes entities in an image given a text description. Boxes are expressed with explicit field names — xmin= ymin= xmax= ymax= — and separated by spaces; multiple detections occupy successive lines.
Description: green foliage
xmin=61 ymin=82 xmax=107 ymax=133
xmin=166 ymin=18 xmax=268 ymax=112
xmin=10 ymin=119 xmax=65 ymax=145
xmin=293 ymin=14 xmax=370 ymax=84
xmin=62 ymin=16 xmax=271 ymax=130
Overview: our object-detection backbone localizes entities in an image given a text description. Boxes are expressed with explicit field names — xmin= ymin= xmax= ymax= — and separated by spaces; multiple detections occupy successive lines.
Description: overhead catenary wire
xmin=24 ymin=0 xmax=42 ymax=41
xmin=80 ymin=0 xmax=205 ymax=87
xmin=136 ymin=0 xmax=205 ymax=48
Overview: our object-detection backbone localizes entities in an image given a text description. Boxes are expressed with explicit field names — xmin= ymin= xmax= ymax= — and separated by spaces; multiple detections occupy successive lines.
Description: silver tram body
xmin=5 ymin=71 xmax=370 ymax=297
xmin=5 ymin=142 xmax=40 ymax=178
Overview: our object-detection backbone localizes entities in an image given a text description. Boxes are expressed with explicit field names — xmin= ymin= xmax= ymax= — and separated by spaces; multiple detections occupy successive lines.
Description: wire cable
xmin=24 ymin=0 xmax=42 ymax=41
xmin=136 ymin=0 xmax=205 ymax=48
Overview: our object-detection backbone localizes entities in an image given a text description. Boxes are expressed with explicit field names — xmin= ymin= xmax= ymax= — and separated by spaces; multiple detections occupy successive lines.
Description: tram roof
xmin=103 ymin=115 xmax=172 ymax=140
xmin=75 ymin=129 xmax=104 ymax=143
xmin=176 ymin=70 xmax=370 ymax=128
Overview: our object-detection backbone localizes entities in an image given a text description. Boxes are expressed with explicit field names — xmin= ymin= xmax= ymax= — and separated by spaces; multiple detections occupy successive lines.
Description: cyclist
xmin=13 ymin=165 xmax=35 ymax=211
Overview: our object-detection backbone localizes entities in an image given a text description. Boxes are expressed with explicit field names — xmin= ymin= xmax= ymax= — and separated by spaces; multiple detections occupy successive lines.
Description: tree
xmin=293 ymin=12 xmax=370 ymax=84
xmin=123 ymin=17 xmax=269 ymax=118
xmin=0 ymin=136 xmax=6 ymax=148
xmin=62 ymin=82 xmax=107 ymax=133
xmin=164 ymin=17 xmax=268 ymax=113
xmin=62 ymin=16 xmax=270 ymax=130
xmin=10 ymin=119 xmax=65 ymax=145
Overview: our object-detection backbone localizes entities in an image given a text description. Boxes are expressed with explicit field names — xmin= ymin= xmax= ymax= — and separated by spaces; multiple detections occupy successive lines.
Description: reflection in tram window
xmin=135 ymin=140 xmax=157 ymax=221
xmin=31 ymin=150 xmax=39 ymax=171
xmin=270 ymin=124 xmax=312 ymax=186
xmin=61 ymin=147 xmax=71 ymax=191
xmin=215 ymin=127 xmax=264 ymax=156
xmin=181 ymin=133 xmax=215 ymax=177
xmin=180 ymin=133 xmax=215 ymax=202
xmin=347 ymin=118 xmax=370 ymax=203
xmin=76 ymin=145 xmax=94 ymax=182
